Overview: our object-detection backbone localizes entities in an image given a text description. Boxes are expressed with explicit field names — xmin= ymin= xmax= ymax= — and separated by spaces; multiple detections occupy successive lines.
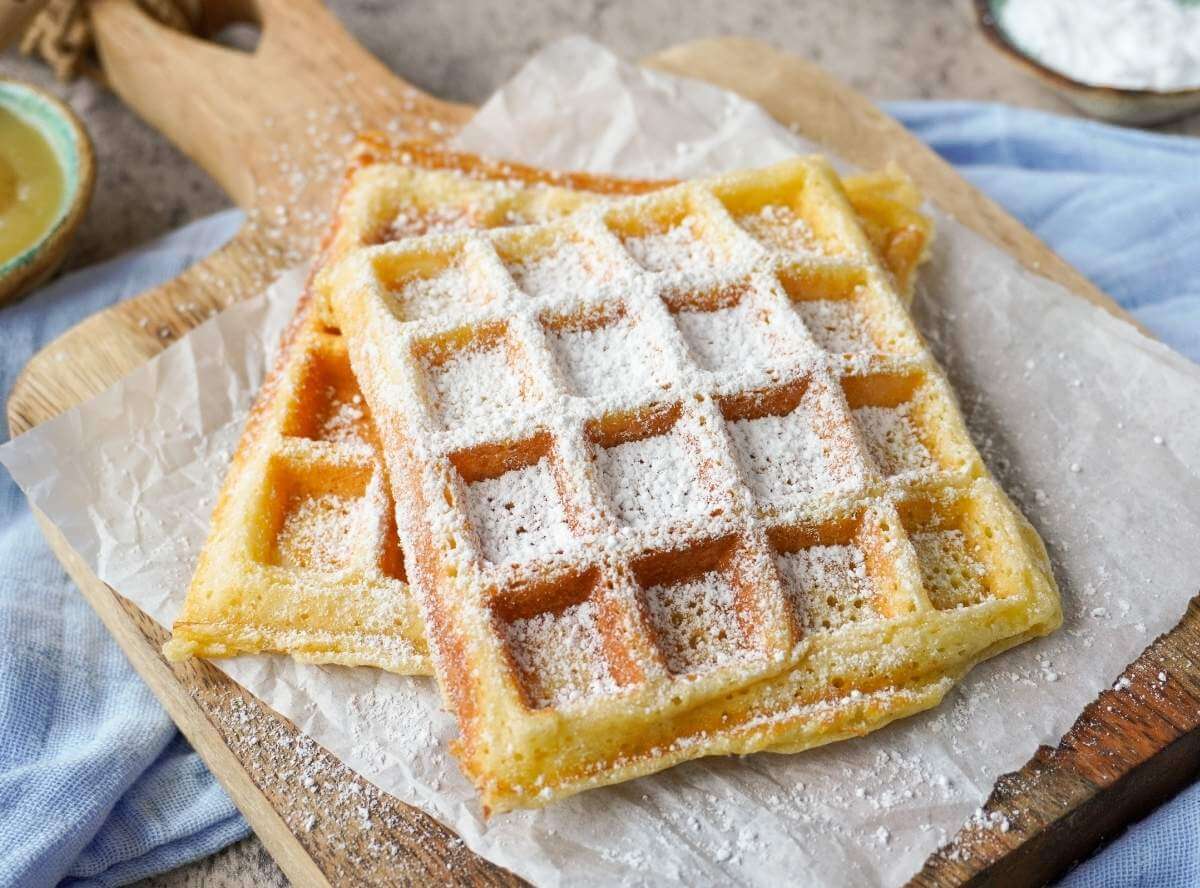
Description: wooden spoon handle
xmin=90 ymin=0 xmax=470 ymax=212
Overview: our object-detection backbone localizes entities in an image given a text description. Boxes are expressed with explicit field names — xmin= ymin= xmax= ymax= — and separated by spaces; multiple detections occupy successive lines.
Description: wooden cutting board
xmin=8 ymin=1 xmax=1200 ymax=884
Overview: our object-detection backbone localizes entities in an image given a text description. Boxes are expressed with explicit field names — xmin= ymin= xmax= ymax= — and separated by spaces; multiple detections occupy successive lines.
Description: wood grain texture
xmin=6 ymin=3 xmax=1195 ymax=883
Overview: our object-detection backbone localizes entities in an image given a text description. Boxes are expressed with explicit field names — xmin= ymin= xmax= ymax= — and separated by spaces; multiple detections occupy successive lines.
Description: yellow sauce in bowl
xmin=0 ymin=106 xmax=66 ymax=266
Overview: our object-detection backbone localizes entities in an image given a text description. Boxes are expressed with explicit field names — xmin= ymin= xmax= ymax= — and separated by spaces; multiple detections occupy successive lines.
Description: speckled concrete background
xmin=2 ymin=1 xmax=1196 ymax=884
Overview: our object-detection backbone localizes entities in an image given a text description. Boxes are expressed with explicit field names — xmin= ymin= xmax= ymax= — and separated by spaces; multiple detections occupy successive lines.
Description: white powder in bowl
xmin=999 ymin=0 xmax=1200 ymax=91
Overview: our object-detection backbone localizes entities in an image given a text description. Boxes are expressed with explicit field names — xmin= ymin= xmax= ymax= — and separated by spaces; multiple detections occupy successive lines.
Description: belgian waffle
xmin=327 ymin=156 xmax=1059 ymax=811
xmin=165 ymin=138 xmax=932 ymax=674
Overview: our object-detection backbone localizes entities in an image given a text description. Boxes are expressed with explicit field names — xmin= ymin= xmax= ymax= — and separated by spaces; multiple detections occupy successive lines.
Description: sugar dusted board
xmin=7 ymin=1 xmax=1199 ymax=884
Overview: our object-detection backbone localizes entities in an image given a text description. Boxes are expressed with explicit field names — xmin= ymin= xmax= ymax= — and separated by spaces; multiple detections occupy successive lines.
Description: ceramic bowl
xmin=975 ymin=0 xmax=1200 ymax=126
xmin=0 ymin=78 xmax=95 ymax=306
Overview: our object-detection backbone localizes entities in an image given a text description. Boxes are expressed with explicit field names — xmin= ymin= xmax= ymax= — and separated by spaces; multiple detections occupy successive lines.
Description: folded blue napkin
xmin=0 ymin=102 xmax=1196 ymax=887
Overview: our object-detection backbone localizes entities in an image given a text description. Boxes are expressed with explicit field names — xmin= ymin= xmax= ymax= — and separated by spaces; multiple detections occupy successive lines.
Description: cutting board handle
xmin=90 ymin=0 xmax=468 ymax=210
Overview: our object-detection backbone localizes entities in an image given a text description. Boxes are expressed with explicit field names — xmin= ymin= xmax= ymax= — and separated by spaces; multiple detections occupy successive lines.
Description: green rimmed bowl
xmin=0 ymin=78 xmax=95 ymax=306
xmin=975 ymin=0 xmax=1200 ymax=126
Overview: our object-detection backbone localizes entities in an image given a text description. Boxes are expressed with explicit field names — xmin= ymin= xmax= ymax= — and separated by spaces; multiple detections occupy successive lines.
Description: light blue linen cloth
xmin=0 ymin=211 xmax=250 ymax=887
xmin=0 ymin=102 xmax=1197 ymax=886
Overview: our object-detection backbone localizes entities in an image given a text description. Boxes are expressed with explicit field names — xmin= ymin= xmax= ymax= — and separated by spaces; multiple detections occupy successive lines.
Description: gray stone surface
xmin=1 ymin=0 xmax=1194 ymax=885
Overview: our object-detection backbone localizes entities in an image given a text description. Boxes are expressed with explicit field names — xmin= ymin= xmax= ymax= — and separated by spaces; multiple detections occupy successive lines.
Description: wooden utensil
xmin=8 ymin=2 xmax=1199 ymax=884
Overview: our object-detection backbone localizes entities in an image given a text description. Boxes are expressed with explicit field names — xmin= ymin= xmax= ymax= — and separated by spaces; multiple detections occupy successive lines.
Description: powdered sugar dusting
xmin=424 ymin=342 xmax=531 ymax=428
xmin=673 ymin=298 xmax=794 ymax=372
xmin=726 ymin=407 xmax=863 ymax=505
xmin=623 ymin=216 xmax=720 ymax=274
xmin=795 ymin=296 xmax=875 ymax=354
xmin=775 ymin=544 xmax=879 ymax=631
xmin=388 ymin=205 xmax=480 ymax=240
xmin=644 ymin=569 xmax=752 ymax=674
xmin=391 ymin=266 xmax=483 ymax=320
xmin=327 ymin=141 xmax=1057 ymax=833
xmin=912 ymin=530 xmax=988 ymax=610
xmin=507 ymin=600 xmax=617 ymax=708
xmin=319 ymin=390 xmax=369 ymax=445
xmin=508 ymin=241 xmax=606 ymax=298
xmin=854 ymin=404 xmax=934 ymax=477
xmin=594 ymin=431 xmax=720 ymax=528
xmin=736 ymin=205 xmax=821 ymax=255
xmin=547 ymin=316 xmax=668 ymax=398
xmin=276 ymin=492 xmax=364 ymax=572
xmin=464 ymin=458 xmax=574 ymax=564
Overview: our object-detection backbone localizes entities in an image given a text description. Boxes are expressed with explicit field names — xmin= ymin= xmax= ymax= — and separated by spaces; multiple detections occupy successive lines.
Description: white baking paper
xmin=4 ymin=35 xmax=1200 ymax=887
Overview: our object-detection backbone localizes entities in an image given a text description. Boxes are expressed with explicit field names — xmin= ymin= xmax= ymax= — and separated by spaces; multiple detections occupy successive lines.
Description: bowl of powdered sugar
xmin=976 ymin=0 xmax=1200 ymax=125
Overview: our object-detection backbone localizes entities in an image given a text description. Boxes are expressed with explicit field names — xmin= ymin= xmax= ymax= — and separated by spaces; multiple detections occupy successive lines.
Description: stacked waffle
xmin=166 ymin=136 xmax=1059 ymax=813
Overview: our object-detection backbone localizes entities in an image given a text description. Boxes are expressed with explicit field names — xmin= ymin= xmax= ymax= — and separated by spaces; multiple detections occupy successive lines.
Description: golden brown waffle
xmin=327 ymin=156 xmax=1059 ymax=812
xmin=165 ymin=138 xmax=931 ymax=675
